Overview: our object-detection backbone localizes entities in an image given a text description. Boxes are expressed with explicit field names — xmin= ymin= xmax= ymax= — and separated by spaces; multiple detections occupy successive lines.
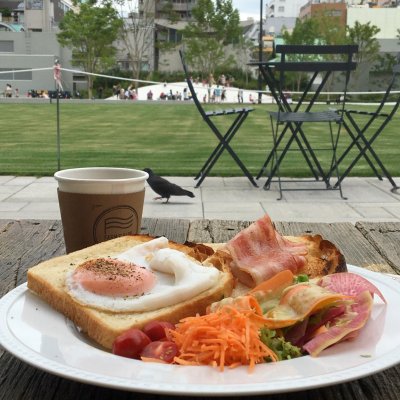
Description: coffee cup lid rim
xmin=54 ymin=167 xmax=148 ymax=183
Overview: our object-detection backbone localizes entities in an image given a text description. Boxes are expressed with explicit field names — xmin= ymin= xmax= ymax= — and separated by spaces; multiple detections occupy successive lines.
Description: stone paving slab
xmin=0 ymin=175 xmax=399 ymax=222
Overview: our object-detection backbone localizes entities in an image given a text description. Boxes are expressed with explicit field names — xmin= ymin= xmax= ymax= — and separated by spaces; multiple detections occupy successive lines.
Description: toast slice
xmin=27 ymin=235 xmax=234 ymax=350
xmin=286 ymin=234 xmax=347 ymax=277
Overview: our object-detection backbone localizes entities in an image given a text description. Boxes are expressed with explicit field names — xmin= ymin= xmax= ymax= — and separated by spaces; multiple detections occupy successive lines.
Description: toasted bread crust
xmin=27 ymin=235 xmax=234 ymax=350
xmin=285 ymin=234 xmax=347 ymax=277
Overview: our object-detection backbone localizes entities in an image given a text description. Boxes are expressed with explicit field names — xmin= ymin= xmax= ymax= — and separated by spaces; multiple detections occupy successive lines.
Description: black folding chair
xmin=253 ymin=44 xmax=358 ymax=199
xmin=179 ymin=50 xmax=257 ymax=188
xmin=327 ymin=58 xmax=400 ymax=193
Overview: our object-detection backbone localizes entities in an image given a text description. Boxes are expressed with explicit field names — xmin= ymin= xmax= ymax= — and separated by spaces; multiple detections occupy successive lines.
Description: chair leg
xmin=329 ymin=121 xmax=347 ymax=199
xmin=332 ymin=116 xmax=399 ymax=191
xmin=327 ymin=117 xmax=383 ymax=183
xmin=196 ymin=112 xmax=258 ymax=188
xmin=257 ymin=121 xmax=321 ymax=182
xmin=263 ymin=117 xmax=283 ymax=199
xmin=263 ymin=119 xmax=330 ymax=190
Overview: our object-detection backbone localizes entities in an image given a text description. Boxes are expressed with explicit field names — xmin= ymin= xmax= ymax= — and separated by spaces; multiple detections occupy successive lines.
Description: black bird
xmin=143 ymin=168 xmax=195 ymax=203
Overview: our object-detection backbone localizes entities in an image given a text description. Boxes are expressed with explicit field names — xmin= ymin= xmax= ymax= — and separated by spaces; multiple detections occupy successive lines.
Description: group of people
xmin=158 ymin=89 xmax=186 ymax=101
xmin=201 ymin=71 xmax=241 ymax=104
xmin=112 ymin=84 xmax=138 ymax=100
xmin=204 ymin=85 xmax=227 ymax=104
xmin=205 ymin=73 xmax=235 ymax=88
xmin=106 ymin=76 xmax=254 ymax=104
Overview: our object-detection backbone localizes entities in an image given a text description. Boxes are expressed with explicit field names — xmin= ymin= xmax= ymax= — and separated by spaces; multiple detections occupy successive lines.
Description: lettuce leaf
xmin=259 ymin=328 xmax=303 ymax=362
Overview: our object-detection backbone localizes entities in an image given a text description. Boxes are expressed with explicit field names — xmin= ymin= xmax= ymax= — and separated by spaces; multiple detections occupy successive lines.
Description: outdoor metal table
xmin=1 ymin=217 xmax=400 ymax=400
xmin=250 ymin=45 xmax=358 ymax=199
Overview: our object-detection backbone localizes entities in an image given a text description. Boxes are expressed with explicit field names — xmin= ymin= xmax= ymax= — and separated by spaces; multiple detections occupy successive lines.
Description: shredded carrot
xmin=167 ymin=301 xmax=278 ymax=372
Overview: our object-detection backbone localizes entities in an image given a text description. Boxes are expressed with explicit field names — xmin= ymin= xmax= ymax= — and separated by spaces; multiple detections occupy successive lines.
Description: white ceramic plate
xmin=0 ymin=265 xmax=399 ymax=396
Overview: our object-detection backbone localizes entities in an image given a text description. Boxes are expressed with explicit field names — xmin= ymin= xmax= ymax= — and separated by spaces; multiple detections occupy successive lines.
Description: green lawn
xmin=0 ymin=100 xmax=399 ymax=178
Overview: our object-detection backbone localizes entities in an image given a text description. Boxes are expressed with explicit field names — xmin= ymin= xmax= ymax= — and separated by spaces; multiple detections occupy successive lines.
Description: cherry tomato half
xmin=142 ymin=321 xmax=175 ymax=341
xmin=140 ymin=341 xmax=178 ymax=363
xmin=112 ymin=328 xmax=151 ymax=359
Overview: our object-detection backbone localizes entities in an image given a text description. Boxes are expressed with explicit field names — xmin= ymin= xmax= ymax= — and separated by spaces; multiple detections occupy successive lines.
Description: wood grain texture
xmin=1 ymin=218 xmax=400 ymax=400
xmin=0 ymin=220 xmax=65 ymax=297
xmin=187 ymin=219 xmax=253 ymax=243
xmin=355 ymin=222 xmax=400 ymax=274
xmin=141 ymin=217 xmax=190 ymax=244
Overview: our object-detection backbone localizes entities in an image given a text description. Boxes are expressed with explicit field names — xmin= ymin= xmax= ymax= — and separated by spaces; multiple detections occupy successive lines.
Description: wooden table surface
xmin=1 ymin=218 xmax=399 ymax=400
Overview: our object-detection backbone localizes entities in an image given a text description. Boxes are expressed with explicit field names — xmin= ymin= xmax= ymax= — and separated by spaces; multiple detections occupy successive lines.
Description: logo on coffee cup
xmin=93 ymin=206 xmax=139 ymax=242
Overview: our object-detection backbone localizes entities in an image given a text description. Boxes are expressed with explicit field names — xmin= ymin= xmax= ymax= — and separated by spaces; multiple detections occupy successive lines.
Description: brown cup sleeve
xmin=58 ymin=189 xmax=145 ymax=253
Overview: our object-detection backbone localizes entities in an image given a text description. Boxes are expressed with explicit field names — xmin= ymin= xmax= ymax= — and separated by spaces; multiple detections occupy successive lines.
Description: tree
xmin=346 ymin=21 xmax=380 ymax=66
xmin=282 ymin=15 xmax=347 ymax=95
xmin=118 ymin=0 xmax=155 ymax=90
xmin=57 ymin=1 xmax=122 ymax=98
xmin=281 ymin=18 xmax=320 ymax=47
xmin=346 ymin=21 xmax=381 ymax=89
xmin=181 ymin=0 xmax=241 ymax=77
xmin=316 ymin=14 xmax=346 ymax=46
xmin=281 ymin=18 xmax=320 ymax=91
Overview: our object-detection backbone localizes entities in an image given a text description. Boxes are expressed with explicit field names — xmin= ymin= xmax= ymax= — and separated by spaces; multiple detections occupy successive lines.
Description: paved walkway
xmin=0 ymin=175 xmax=399 ymax=223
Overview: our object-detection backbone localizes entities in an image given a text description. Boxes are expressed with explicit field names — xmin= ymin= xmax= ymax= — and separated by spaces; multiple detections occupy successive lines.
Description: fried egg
xmin=66 ymin=237 xmax=220 ymax=312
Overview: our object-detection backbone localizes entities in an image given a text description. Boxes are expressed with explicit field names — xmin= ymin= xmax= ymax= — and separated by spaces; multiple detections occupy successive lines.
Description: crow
xmin=143 ymin=168 xmax=195 ymax=203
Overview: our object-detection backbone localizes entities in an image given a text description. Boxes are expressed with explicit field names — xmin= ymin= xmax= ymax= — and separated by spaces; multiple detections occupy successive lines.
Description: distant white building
xmin=266 ymin=0 xmax=308 ymax=18
xmin=347 ymin=6 xmax=400 ymax=41
xmin=0 ymin=0 xmax=80 ymax=96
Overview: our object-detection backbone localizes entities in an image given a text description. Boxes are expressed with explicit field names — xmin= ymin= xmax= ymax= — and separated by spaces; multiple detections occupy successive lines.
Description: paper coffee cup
xmin=54 ymin=167 xmax=148 ymax=253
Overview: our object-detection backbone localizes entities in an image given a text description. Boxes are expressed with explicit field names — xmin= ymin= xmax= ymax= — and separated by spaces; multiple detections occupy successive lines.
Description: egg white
xmin=66 ymin=237 xmax=220 ymax=312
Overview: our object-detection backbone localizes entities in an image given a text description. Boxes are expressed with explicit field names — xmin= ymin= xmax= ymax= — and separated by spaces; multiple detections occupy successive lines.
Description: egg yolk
xmin=72 ymin=258 xmax=156 ymax=297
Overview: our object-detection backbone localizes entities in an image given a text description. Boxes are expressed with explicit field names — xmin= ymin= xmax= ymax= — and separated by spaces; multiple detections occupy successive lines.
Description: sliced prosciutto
xmin=226 ymin=214 xmax=308 ymax=287
xmin=303 ymin=290 xmax=374 ymax=357
xmin=318 ymin=272 xmax=386 ymax=303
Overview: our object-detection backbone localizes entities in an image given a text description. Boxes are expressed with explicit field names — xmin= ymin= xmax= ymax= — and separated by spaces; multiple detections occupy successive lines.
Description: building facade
xmin=0 ymin=0 xmax=80 ymax=96
xmin=137 ymin=0 xmax=197 ymax=20
xmin=299 ymin=0 xmax=347 ymax=27
xmin=347 ymin=6 xmax=400 ymax=40
xmin=266 ymin=0 xmax=308 ymax=18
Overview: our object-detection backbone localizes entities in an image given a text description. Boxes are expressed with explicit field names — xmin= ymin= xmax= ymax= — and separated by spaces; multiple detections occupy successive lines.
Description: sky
xmin=232 ymin=0 xmax=262 ymax=21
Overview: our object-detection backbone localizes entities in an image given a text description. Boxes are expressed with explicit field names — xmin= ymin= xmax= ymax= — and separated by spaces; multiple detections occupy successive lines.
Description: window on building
xmin=0 ymin=68 xmax=32 ymax=81
xmin=0 ymin=69 xmax=13 ymax=80
xmin=25 ymin=0 xmax=43 ymax=10
xmin=278 ymin=6 xmax=284 ymax=12
xmin=0 ymin=40 xmax=14 ymax=53
xmin=168 ymin=29 xmax=182 ymax=43
xmin=13 ymin=69 xmax=32 ymax=80
xmin=0 ymin=40 xmax=14 ymax=52
xmin=325 ymin=10 xmax=342 ymax=17
xmin=73 ymin=75 xmax=86 ymax=82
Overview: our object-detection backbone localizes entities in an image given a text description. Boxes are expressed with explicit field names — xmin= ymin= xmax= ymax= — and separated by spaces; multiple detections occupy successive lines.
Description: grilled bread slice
xmin=27 ymin=235 xmax=234 ymax=350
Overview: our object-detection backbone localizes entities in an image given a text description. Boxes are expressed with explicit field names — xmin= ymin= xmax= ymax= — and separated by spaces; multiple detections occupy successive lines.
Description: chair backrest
xmin=373 ymin=56 xmax=400 ymax=117
xmin=355 ymin=56 xmax=400 ymax=130
xmin=272 ymin=44 xmax=359 ymax=112
xmin=273 ymin=44 xmax=358 ymax=73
